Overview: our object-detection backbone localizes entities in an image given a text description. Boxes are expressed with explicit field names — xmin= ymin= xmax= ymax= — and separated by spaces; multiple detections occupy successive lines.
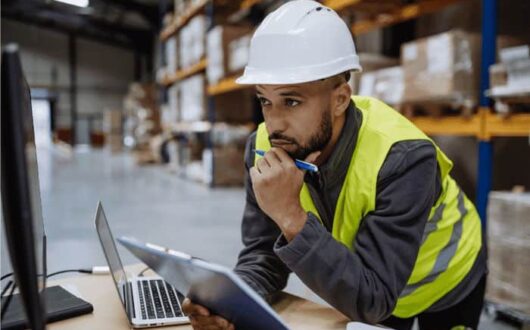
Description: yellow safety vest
xmin=255 ymin=96 xmax=482 ymax=318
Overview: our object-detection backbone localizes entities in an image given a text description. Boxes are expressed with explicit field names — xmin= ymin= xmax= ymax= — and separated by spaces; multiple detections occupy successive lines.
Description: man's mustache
xmin=269 ymin=132 xmax=298 ymax=145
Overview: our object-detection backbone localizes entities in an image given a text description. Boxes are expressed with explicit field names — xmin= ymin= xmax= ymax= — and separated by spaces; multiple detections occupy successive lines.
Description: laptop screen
xmin=94 ymin=202 xmax=128 ymax=309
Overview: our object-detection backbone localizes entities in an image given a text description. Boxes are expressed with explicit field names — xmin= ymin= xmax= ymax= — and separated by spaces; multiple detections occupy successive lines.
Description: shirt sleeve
xmin=233 ymin=132 xmax=291 ymax=303
xmin=273 ymin=140 xmax=440 ymax=323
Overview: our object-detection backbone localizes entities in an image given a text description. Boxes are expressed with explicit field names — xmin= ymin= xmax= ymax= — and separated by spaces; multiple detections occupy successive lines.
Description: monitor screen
xmin=1 ymin=43 xmax=46 ymax=329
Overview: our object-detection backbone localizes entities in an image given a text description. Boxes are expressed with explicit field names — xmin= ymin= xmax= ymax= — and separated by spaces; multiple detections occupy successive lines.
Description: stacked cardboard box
xmin=179 ymin=74 xmax=205 ymax=122
xmin=123 ymin=83 xmax=161 ymax=148
xmin=179 ymin=15 xmax=206 ymax=68
xmin=103 ymin=110 xmax=122 ymax=152
xmin=228 ymin=34 xmax=252 ymax=74
xmin=213 ymin=89 xmax=255 ymax=123
xmin=165 ymin=36 xmax=178 ymax=74
xmin=202 ymin=123 xmax=252 ymax=186
xmin=352 ymin=53 xmax=399 ymax=94
xmin=401 ymin=30 xmax=480 ymax=106
xmin=487 ymin=191 xmax=530 ymax=315
xmin=206 ymin=25 xmax=253 ymax=85
xmin=490 ymin=45 xmax=530 ymax=96
xmin=359 ymin=66 xmax=404 ymax=105
xmin=165 ymin=84 xmax=179 ymax=124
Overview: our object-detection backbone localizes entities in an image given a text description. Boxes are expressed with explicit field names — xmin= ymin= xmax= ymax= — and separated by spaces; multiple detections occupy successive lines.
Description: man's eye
xmin=285 ymin=99 xmax=300 ymax=107
xmin=258 ymin=97 xmax=271 ymax=106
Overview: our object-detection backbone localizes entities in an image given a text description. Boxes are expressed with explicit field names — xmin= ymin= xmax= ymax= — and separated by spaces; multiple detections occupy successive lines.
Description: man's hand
xmin=182 ymin=298 xmax=234 ymax=330
xmin=250 ymin=147 xmax=320 ymax=241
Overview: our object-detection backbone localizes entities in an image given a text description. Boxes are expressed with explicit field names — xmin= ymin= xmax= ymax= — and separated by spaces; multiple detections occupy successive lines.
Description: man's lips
xmin=270 ymin=139 xmax=294 ymax=146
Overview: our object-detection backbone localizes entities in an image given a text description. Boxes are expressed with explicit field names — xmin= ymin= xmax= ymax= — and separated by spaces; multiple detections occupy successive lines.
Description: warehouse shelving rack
xmin=160 ymin=0 xmax=530 ymax=218
xmin=213 ymin=0 xmax=529 ymax=225
xmin=159 ymin=0 xmax=258 ymax=185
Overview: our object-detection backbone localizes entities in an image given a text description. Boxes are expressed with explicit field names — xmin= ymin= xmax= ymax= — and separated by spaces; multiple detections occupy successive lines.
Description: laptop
xmin=94 ymin=202 xmax=189 ymax=328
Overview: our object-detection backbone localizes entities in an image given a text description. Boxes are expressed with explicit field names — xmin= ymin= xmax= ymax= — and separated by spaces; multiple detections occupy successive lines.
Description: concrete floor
xmin=3 ymin=147 xmax=517 ymax=329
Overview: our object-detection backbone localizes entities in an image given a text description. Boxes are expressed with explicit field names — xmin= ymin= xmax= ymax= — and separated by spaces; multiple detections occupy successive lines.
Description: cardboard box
xmin=401 ymin=30 xmax=480 ymax=105
xmin=179 ymin=74 xmax=205 ymax=122
xmin=179 ymin=15 xmax=206 ymax=69
xmin=210 ymin=123 xmax=252 ymax=147
xmin=203 ymin=146 xmax=246 ymax=186
xmin=103 ymin=110 xmax=122 ymax=135
xmin=165 ymin=36 xmax=178 ymax=73
xmin=213 ymin=89 xmax=255 ymax=123
xmin=486 ymin=192 xmax=530 ymax=314
xmin=359 ymin=66 xmax=404 ymax=105
xmin=489 ymin=63 xmax=508 ymax=88
xmin=352 ymin=53 xmax=399 ymax=94
xmin=207 ymin=25 xmax=253 ymax=85
xmin=106 ymin=134 xmax=122 ymax=153
xmin=228 ymin=34 xmax=252 ymax=74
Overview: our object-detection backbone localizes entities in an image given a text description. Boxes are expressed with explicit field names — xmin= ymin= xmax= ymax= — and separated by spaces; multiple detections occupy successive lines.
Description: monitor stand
xmin=1 ymin=285 xmax=93 ymax=329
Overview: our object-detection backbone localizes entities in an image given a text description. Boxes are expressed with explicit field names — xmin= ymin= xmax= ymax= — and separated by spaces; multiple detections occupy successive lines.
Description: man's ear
xmin=333 ymin=82 xmax=352 ymax=117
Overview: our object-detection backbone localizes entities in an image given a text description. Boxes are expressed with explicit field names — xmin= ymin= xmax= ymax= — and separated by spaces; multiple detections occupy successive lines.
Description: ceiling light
xmin=54 ymin=0 xmax=89 ymax=8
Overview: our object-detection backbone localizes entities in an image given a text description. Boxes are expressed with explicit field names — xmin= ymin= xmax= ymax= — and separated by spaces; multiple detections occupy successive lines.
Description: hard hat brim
xmin=236 ymin=55 xmax=362 ymax=85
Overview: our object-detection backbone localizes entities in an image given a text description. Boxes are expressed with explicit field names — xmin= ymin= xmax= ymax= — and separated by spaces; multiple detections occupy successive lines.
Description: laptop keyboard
xmin=137 ymin=279 xmax=185 ymax=320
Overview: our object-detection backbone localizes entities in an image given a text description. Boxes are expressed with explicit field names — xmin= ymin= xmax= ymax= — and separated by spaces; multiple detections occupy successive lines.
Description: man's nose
xmin=265 ymin=109 xmax=288 ymax=134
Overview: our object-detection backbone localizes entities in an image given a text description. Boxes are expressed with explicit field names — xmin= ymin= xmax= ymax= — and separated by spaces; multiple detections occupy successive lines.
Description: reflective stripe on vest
xmin=254 ymin=96 xmax=482 ymax=318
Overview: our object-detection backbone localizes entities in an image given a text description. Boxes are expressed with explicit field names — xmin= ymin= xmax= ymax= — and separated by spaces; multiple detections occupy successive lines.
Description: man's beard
xmin=268 ymin=110 xmax=332 ymax=160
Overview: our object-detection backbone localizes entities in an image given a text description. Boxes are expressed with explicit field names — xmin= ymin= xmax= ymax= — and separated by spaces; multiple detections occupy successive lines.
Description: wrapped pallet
xmin=206 ymin=25 xmax=253 ymax=85
xmin=352 ymin=53 xmax=399 ymax=94
xmin=179 ymin=74 xmax=205 ymax=122
xmin=359 ymin=66 xmax=404 ymax=106
xmin=179 ymin=15 xmax=206 ymax=68
xmin=165 ymin=36 xmax=178 ymax=73
xmin=401 ymin=30 xmax=480 ymax=106
xmin=487 ymin=191 xmax=530 ymax=315
xmin=213 ymin=89 xmax=255 ymax=124
xmin=103 ymin=110 xmax=122 ymax=152
xmin=202 ymin=123 xmax=253 ymax=186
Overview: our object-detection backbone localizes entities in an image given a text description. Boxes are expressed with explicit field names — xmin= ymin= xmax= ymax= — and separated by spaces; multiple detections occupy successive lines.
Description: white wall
xmin=1 ymin=19 xmax=136 ymax=144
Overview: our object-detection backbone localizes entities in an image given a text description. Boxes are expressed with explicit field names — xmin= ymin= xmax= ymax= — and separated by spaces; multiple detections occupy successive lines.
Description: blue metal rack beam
xmin=476 ymin=0 xmax=497 ymax=227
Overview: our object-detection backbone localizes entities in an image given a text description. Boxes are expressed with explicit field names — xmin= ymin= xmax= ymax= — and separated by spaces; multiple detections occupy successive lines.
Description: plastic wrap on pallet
xmin=206 ymin=26 xmax=225 ymax=85
xmin=179 ymin=15 xmax=205 ymax=69
xmin=401 ymin=30 xmax=480 ymax=106
xmin=487 ymin=191 xmax=530 ymax=315
xmin=179 ymin=74 xmax=205 ymax=122
xmin=165 ymin=36 xmax=178 ymax=73
xmin=489 ymin=63 xmax=508 ymax=89
xmin=352 ymin=53 xmax=399 ymax=94
xmin=210 ymin=123 xmax=252 ymax=147
xmin=359 ymin=66 xmax=404 ymax=105
xmin=165 ymin=85 xmax=179 ymax=124
xmin=206 ymin=25 xmax=253 ymax=85
xmin=228 ymin=34 xmax=251 ymax=73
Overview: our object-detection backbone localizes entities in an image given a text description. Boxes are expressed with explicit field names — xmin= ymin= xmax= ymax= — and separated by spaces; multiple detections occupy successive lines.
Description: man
xmin=182 ymin=1 xmax=486 ymax=329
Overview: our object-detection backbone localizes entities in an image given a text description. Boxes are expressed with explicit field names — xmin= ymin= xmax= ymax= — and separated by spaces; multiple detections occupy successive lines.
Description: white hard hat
xmin=236 ymin=0 xmax=361 ymax=85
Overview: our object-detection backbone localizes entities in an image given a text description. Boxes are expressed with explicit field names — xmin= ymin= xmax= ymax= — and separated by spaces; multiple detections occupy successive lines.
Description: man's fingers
xmin=263 ymin=149 xmax=283 ymax=168
xmin=270 ymin=147 xmax=292 ymax=163
xmin=304 ymin=151 xmax=321 ymax=164
xmin=256 ymin=157 xmax=271 ymax=173
xmin=182 ymin=298 xmax=209 ymax=317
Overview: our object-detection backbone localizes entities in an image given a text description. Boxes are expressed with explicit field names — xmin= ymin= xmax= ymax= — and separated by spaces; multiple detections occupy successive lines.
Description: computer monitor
xmin=1 ymin=43 xmax=47 ymax=330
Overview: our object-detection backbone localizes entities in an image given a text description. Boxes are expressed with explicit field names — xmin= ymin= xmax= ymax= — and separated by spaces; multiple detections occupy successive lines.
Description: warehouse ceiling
xmin=1 ymin=0 xmax=171 ymax=52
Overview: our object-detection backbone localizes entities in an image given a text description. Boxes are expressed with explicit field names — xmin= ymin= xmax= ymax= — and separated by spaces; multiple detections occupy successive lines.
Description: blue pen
xmin=254 ymin=149 xmax=319 ymax=173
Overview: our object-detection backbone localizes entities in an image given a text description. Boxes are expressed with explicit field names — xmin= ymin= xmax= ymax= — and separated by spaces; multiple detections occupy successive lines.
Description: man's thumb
xmin=304 ymin=151 xmax=321 ymax=164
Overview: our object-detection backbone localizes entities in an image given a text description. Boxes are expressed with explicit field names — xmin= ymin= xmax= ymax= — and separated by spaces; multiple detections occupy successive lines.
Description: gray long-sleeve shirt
xmin=234 ymin=102 xmax=486 ymax=324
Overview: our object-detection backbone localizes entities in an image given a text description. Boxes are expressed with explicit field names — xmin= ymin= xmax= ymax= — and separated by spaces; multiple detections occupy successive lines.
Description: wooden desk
xmin=47 ymin=265 xmax=349 ymax=330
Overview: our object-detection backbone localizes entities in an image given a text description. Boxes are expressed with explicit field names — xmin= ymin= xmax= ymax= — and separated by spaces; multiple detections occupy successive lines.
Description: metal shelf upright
xmin=476 ymin=0 xmax=496 ymax=227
